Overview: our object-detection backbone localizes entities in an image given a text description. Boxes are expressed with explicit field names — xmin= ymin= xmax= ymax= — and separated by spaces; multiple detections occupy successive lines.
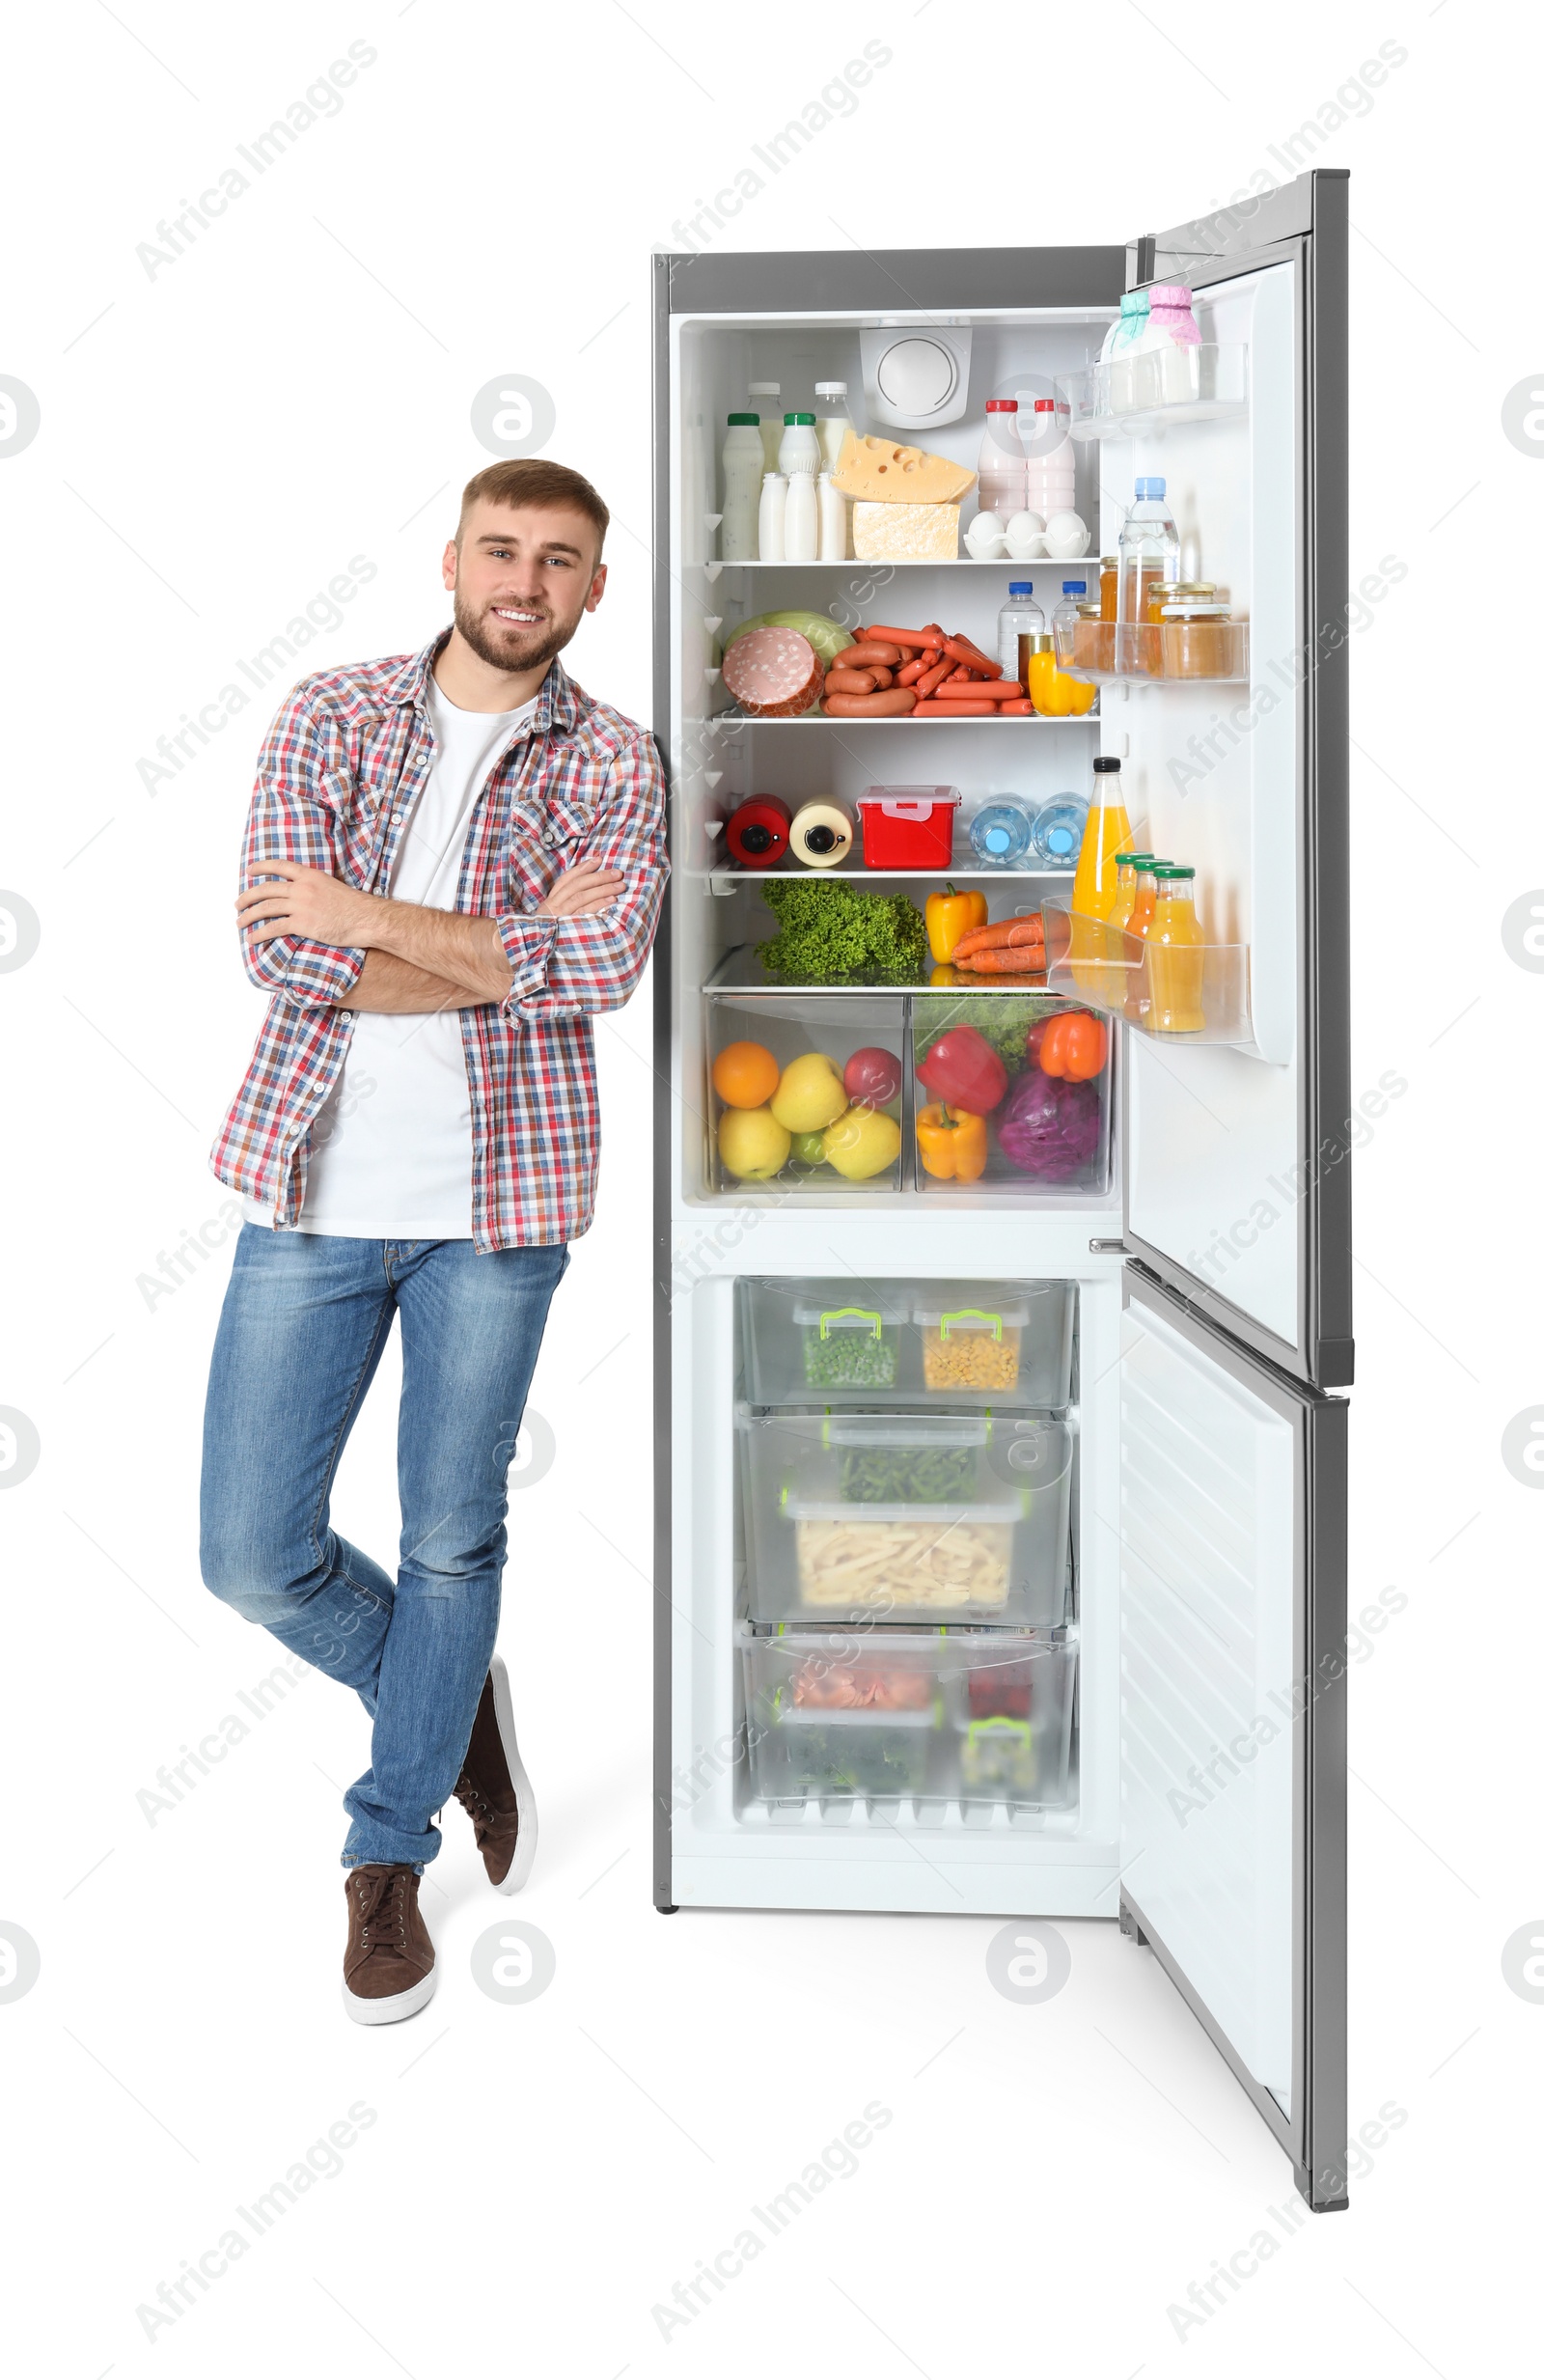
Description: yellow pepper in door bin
xmin=916 ymin=1102 xmax=989 ymax=1182
xmin=924 ymin=882 xmax=988 ymax=965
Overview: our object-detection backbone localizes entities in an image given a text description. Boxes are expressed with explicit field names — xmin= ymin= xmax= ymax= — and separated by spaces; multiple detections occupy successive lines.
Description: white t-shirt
xmin=245 ymin=678 xmax=538 ymax=1239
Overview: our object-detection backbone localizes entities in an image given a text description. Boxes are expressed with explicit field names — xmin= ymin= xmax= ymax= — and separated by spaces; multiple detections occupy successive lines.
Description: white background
xmin=1 ymin=2 xmax=1536 ymax=2372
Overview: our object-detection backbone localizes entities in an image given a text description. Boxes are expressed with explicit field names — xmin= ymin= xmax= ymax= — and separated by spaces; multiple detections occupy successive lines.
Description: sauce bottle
xmin=788 ymin=797 xmax=855 ymax=869
xmin=725 ymin=796 xmax=791 ymax=869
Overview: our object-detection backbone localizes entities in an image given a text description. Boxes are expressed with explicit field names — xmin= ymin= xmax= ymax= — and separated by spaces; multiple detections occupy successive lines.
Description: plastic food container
xmin=856 ymin=787 xmax=961 ymax=870
xmin=910 ymin=991 xmax=1115 ymax=1201
xmin=736 ymin=1276 xmax=1077 ymax=1409
xmin=741 ymin=1629 xmax=1076 ymax=1813
xmin=914 ymin=1294 xmax=1029 ymax=1393
xmin=737 ymin=1408 xmax=1073 ymax=1627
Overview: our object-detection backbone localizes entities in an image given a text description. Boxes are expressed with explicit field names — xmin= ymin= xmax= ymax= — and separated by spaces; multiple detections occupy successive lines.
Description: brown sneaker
xmin=454 ymin=1654 xmax=537 ymax=1894
xmin=342 ymin=1864 xmax=436 ymax=2025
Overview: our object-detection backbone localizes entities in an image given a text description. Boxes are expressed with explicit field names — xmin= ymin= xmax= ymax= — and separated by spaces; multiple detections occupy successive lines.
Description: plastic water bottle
xmin=978 ymin=401 xmax=1027 ymax=525
xmin=1030 ymin=796 xmax=1089 ymax=869
xmin=969 ymin=797 xmax=1037 ymax=868
xmin=1052 ymin=581 xmax=1088 ymax=640
xmin=998 ymin=580 xmax=1045 ymax=680
xmin=720 ymin=414 xmax=764 ymax=560
xmin=1023 ymin=397 xmax=1076 ymax=520
xmin=1117 ymin=477 xmax=1180 ymax=635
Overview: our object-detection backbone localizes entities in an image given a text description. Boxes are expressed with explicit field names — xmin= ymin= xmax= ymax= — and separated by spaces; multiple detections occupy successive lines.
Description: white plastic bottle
xmin=1023 ymin=397 xmax=1077 ymax=521
xmin=720 ymin=413 xmax=764 ymax=560
xmin=978 ymin=400 xmax=1027 ymax=525
xmin=817 ymin=471 xmax=847 ymax=562
xmin=778 ymin=413 xmax=821 ymax=563
xmin=813 ymin=381 xmax=851 ymax=473
xmin=758 ymin=473 xmax=787 ymax=564
xmin=749 ymin=382 xmax=783 ymax=477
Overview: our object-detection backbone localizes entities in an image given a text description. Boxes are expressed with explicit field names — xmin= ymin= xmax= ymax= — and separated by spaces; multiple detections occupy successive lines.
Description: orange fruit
xmin=712 ymin=1039 xmax=780 ymax=1108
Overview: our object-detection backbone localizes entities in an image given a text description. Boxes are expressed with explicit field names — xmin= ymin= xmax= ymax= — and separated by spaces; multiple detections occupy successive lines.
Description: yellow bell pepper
xmin=929 ymin=962 xmax=963 ymax=985
xmin=924 ymin=882 xmax=988 ymax=964
xmin=916 ymin=1102 xmax=989 ymax=1182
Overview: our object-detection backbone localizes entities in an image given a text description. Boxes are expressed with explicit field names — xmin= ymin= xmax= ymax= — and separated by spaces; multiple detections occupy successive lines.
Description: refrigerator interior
xmin=664 ymin=279 xmax=1292 ymax=1918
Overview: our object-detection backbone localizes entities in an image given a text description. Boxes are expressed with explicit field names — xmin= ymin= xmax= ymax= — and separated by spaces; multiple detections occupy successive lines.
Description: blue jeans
xmin=201 ymin=1228 xmax=568 ymax=1869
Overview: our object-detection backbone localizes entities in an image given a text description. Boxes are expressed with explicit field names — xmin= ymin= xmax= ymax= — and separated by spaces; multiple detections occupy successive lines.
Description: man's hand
xmin=237 ymin=861 xmax=377 ymax=950
xmin=536 ymin=858 xmax=624 ymax=919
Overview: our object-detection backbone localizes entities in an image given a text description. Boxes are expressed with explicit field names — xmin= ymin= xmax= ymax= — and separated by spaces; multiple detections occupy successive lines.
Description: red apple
xmin=843 ymin=1046 xmax=902 ymax=1108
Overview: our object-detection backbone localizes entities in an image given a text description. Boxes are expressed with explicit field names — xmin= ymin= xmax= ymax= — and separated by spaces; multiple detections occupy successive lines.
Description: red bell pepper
xmin=914 ymin=1023 xmax=1008 ymax=1115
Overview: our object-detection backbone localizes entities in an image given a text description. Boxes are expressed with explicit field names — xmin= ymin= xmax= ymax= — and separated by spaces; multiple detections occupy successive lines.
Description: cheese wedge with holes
xmin=852 ymin=501 xmax=961 ymax=562
xmin=833 ymin=429 xmax=976 ymax=507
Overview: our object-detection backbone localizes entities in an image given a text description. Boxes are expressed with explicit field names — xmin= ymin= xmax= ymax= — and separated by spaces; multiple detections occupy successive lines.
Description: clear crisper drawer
xmin=911 ymin=990 xmax=1114 ymax=1199
xmin=739 ymin=1408 xmax=1072 ymax=1627
xmin=742 ymin=1630 xmax=1077 ymax=1815
xmin=738 ymin=1277 xmax=1076 ymax=1410
xmin=705 ymin=994 xmax=905 ymax=1196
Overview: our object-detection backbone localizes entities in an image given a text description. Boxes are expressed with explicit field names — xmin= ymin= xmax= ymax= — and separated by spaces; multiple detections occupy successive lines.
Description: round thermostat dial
xmin=875 ymin=336 xmax=958 ymax=417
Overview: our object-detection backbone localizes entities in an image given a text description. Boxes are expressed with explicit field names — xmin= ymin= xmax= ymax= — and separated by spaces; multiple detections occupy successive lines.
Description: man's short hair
xmin=456 ymin=458 xmax=610 ymax=560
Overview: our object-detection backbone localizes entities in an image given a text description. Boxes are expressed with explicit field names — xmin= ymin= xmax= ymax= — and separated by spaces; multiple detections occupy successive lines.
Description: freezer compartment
xmin=742 ymin=1629 xmax=1077 ymax=1817
xmin=738 ymin=1276 xmax=1077 ymax=1409
xmin=706 ymin=993 xmax=906 ymax=1194
xmin=738 ymin=1408 xmax=1072 ymax=1628
xmin=912 ymin=989 xmax=1114 ymax=1197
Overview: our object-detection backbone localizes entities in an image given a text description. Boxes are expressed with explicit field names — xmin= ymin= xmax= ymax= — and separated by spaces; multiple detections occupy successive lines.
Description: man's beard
xmin=454 ymin=590 xmax=572 ymax=677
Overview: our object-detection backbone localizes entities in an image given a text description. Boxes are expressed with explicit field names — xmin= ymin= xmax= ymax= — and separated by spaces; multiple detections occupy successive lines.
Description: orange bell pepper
xmin=916 ymin=1102 xmax=989 ymax=1182
xmin=924 ymin=882 xmax=989 ymax=964
xmin=1038 ymin=1010 xmax=1109 ymax=1081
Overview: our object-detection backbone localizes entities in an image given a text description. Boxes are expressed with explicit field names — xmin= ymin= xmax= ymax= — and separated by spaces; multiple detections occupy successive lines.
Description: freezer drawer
xmin=742 ymin=1629 xmax=1077 ymax=1817
xmin=738 ymin=1276 xmax=1077 ymax=1409
xmin=738 ymin=1408 xmax=1071 ymax=1628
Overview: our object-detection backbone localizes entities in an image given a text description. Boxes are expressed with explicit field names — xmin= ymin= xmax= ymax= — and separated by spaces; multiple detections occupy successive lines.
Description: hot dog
xmin=820 ymin=688 xmax=919 ymax=717
xmin=998 ymin=698 xmax=1035 ymax=714
xmin=840 ymin=642 xmax=903 ymax=671
xmin=916 ymin=657 xmax=954 ymax=696
xmin=866 ymin=625 xmax=946 ymax=650
xmin=942 ymin=637 xmax=1002 ymax=678
xmin=824 ymin=668 xmax=879 ymax=696
xmin=911 ymin=700 xmax=997 ymax=717
xmin=965 ymin=679 xmax=1026 ymax=702
xmin=896 ymin=655 xmax=931 ymax=686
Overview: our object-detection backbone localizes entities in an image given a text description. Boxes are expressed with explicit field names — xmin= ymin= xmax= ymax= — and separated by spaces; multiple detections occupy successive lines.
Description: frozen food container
xmin=741 ymin=1629 xmax=1076 ymax=1813
xmin=738 ymin=1275 xmax=1076 ymax=1409
xmin=744 ymin=1630 xmax=943 ymax=1802
xmin=855 ymin=788 xmax=961 ymax=870
xmin=706 ymin=994 xmax=906 ymax=1197
xmin=738 ymin=1408 xmax=1073 ymax=1627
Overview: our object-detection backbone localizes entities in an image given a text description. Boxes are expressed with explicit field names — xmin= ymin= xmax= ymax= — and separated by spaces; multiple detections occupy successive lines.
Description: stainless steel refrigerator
xmin=650 ymin=169 xmax=1351 ymax=2208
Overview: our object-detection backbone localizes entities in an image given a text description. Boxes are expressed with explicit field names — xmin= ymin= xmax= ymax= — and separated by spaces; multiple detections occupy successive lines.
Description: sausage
xmin=723 ymin=626 xmax=824 ymax=717
xmin=896 ymin=655 xmax=930 ymax=686
xmin=824 ymin=667 xmax=879 ymax=697
xmin=911 ymin=700 xmax=997 ymax=717
xmin=997 ymin=698 xmax=1035 ymax=714
xmin=967 ymin=679 xmax=1027 ymax=702
xmin=841 ymin=642 xmax=903 ymax=670
xmin=865 ymin=624 xmax=946 ymax=650
xmin=942 ymin=637 xmax=1002 ymax=678
xmin=820 ymin=688 xmax=919 ymax=717
xmin=916 ymin=657 xmax=955 ymax=696
xmin=865 ymin=665 xmax=895 ymax=690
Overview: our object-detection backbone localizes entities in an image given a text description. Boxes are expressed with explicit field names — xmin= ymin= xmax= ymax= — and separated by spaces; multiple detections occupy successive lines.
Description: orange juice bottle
xmin=1071 ymin=759 xmax=1131 ymax=921
xmin=1106 ymin=851 xmax=1154 ymax=935
xmin=1122 ymin=859 xmax=1163 ymax=1021
xmin=1070 ymin=758 xmax=1133 ymax=995
xmin=1145 ymin=864 xmax=1207 ymax=1034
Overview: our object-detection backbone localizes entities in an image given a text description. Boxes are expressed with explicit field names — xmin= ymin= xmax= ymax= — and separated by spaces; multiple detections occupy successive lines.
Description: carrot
xmin=956 ymin=947 xmax=1049 ymax=976
xmin=952 ymin=918 xmax=1044 ymax=959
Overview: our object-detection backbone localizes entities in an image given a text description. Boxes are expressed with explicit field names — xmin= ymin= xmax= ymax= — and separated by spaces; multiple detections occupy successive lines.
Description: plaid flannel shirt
xmin=210 ymin=633 xmax=668 ymax=1250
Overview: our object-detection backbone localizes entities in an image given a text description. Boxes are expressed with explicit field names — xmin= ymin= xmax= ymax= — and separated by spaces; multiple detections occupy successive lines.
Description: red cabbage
xmin=995 ymin=1068 xmax=1102 ymax=1180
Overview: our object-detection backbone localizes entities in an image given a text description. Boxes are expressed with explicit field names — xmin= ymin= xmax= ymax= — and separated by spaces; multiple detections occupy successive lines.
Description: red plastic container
xmin=856 ymin=787 xmax=961 ymax=870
